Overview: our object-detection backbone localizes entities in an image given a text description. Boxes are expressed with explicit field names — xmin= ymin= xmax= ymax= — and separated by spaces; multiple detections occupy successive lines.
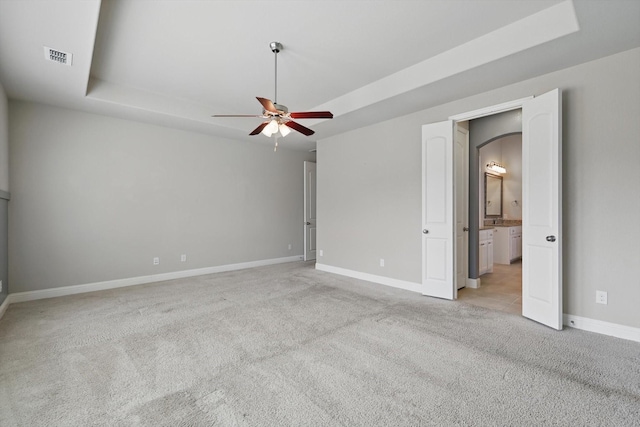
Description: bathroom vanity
xmin=493 ymin=225 xmax=522 ymax=264
xmin=479 ymin=228 xmax=494 ymax=275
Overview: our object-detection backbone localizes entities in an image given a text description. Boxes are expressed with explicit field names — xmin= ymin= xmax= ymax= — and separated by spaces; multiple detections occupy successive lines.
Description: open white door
xmin=303 ymin=161 xmax=317 ymax=261
xmin=422 ymin=120 xmax=455 ymax=299
xmin=522 ymin=89 xmax=563 ymax=330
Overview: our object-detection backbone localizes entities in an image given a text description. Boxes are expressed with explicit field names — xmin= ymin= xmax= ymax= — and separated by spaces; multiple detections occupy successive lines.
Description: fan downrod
xmin=270 ymin=42 xmax=283 ymax=104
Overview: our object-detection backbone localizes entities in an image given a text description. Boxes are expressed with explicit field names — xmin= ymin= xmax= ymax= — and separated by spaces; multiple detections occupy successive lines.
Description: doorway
xmin=458 ymin=262 xmax=522 ymax=314
xmin=458 ymin=132 xmax=523 ymax=314
xmin=422 ymin=89 xmax=563 ymax=330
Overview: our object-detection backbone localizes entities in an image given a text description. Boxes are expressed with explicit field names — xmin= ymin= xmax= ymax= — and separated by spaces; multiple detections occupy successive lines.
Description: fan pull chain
xmin=274 ymin=136 xmax=279 ymax=152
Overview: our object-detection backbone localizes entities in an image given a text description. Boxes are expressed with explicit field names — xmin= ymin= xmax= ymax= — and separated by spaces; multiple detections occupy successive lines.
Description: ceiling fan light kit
xmin=212 ymin=41 xmax=333 ymax=150
xmin=278 ymin=123 xmax=291 ymax=137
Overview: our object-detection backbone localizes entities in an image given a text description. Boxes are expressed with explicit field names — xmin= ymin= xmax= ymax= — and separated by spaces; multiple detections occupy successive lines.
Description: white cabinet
xmin=479 ymin=229 xmax=494 ymax=275
xmin=493 ymin=226 xmax=522 ymax=264
xmin=489 ymin=239 xmax=494 ymax=268
xmin=510 ymin=233 xmax=522 ymax=260
xmin=480 ymin=242 xmax=487 ymax=274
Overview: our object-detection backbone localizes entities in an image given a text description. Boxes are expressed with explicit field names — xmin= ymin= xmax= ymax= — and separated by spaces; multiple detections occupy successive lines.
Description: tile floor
xmin=458 ymin=260 xmax=522 ymax=315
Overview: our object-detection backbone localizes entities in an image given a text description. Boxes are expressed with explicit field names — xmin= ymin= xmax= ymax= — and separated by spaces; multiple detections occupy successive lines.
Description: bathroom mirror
xmin=485 ymin=173 xmax=503 ymax=218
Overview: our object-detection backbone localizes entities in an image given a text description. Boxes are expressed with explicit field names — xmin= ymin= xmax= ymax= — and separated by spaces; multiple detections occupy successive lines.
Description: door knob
xmin=463 ymin=227 xmax=469 ymax=232
xmin=423 ymin=229 xmax=429 ymax=234
xmin=305 ymin=222 xmax=311 ymax=225
xmin=546 ymin=235 xmax=556 ymax=242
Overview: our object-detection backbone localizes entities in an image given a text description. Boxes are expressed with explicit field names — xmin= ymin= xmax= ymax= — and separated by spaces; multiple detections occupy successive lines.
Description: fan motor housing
xmin=273 ymin=103 xmax=288 ymax=114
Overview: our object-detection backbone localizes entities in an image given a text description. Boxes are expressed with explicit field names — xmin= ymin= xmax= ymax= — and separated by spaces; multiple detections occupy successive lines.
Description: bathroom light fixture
xmin=487 ymin=161 xmax=506 ymax=174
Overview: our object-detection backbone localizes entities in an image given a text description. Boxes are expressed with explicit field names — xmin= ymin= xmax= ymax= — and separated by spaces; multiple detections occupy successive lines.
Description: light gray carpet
xmin=0 ymin=261 xmax=639 ymax=426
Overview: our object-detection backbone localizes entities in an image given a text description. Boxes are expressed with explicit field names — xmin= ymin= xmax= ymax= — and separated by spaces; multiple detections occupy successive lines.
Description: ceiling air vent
xmin=43 ymin=46 xmax=72 ymax=66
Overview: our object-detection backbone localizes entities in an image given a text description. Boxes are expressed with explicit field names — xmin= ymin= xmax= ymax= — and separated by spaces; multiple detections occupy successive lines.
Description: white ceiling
xmin=1 ymin=0 xmax=639 ymax=151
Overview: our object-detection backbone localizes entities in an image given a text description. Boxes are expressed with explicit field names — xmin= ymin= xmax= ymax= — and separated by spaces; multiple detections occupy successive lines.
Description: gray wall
xmin=0 ymin=83 xmax=8 ymax=192
xmin=9 ymin=101 xmax=313 ymax=292
xmin=0 ymin=83 xmax=8 ymax=304
xmin=317 ymin=47 xmax=640 ymax=329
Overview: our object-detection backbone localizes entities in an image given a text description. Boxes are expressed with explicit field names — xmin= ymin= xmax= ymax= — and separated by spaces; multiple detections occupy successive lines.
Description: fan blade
xmin=249 ymin=122 xmax=269 ymax=135
xmin=256 ymin=97 xmax=277 ymax=113
xmin=285 ymin=120 xmax=315 ymax=136
xmin=212 ymin=114 xmax=264 ymax=118
xmin=289 ymin=111 xmax=334 ymax=119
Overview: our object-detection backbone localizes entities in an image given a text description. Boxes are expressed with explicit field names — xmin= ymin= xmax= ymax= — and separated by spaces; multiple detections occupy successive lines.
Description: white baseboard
xmin=466 ymin=278 xmax=481 ymax=289
xmin=4 ymin=255 xmax=303 ymax=307
xmin=315 ymin=263 xmax=422 ymax=294
xmin=563 ymin=314 xmax=640 ymax=343
xmin=3 ymin=259 xmax=638 ymax=344
xmin=315 ymin=264 xmax=640 ymax=343
xmin=0 ymin=296 xmax=9 ymax=320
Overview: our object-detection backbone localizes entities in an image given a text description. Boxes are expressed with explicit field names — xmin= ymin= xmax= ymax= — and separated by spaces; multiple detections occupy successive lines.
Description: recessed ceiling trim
xmin=311 ymin=0 xmax=579 ymax=119
xmin=448 ymin=96 xmax=532 ymax=122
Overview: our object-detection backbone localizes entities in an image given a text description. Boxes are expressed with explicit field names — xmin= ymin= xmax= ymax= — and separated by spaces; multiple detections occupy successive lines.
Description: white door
xmin=455 ymin=127 xmax=469 ymax=290
xmin=303 ymin=161 xmax=317 ymax=261
xmin=422 ymin=120 xmax=455 ymax=299
xmin=522 ymin=88 xmax=563 ymax=330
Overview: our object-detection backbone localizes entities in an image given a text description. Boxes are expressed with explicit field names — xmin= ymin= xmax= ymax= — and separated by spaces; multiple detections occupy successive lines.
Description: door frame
xmin=449 ymin=97 xmax=533 ymax=122
xmin=450 ymin=98 xmax=532 ymax=290
xmin=455 ymin=126 xmax=469 ymax=292
xmin=449 ymin=98 xmax=531 ymax=293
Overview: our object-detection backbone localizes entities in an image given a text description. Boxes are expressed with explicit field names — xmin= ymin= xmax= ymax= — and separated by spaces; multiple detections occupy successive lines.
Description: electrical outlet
xmin=596 ymin=290 xmax=607 ymax=305
xmin=380 ymin=258 xmax=385 ymax=267
xmin=319 ymin=249 xmax=323 ymax=256
xmin=180 ymin=254 xmax=187 ymax=262
xmin=288 ymin=244 xmax=292 ymax=250
xmin=153 ymin=257 xmax=160 ymax=265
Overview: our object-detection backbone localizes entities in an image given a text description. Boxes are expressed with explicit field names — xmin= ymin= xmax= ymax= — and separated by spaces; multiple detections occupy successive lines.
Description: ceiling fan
xmin=212 ymin=42 xmax=333 ymax=144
